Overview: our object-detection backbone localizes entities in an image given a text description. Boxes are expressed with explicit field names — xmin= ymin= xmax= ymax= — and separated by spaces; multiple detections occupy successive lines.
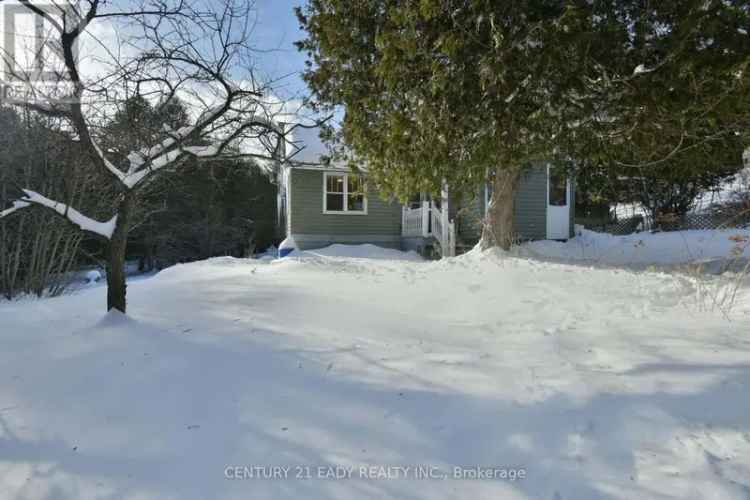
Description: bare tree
xmin=0 ymin=0 xmax=311 ymax=312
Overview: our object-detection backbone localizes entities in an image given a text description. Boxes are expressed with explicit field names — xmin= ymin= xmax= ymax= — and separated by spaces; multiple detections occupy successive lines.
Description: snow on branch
xmin=129 ymin=104 xmax=282 ymax=165
xmin=124 ymin=149 xmax=183 ymax=188
xmin=122 ymin=112 xmax=285 ymax=188
xmin=0 ymin=200 xmax=32 ymax=218
xmin=90 ymin=137 xmax=128 ymax=186
xmin=632 ymin=64 xmax=655 ymax=76
xmin=10 ymin=190 xmax=118 ymax=239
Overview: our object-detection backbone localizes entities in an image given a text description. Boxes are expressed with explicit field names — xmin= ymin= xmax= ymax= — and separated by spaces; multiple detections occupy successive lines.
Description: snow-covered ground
xmin=521 ymin=228 xmax=750 ymax=268
xmin=1 ymin=245 xmax=750 ymax=499
xmin=289 ymin=243 xmax=423 ymax=261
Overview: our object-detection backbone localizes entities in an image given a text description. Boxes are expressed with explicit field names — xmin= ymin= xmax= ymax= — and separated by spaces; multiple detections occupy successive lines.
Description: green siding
xmin=287 ymin=165 xmax=573 ymax=250
xmin=289 ymin=169 xmax=402 ymax=237
xmin=454 ymin=164 xmax=549 ymax=244
xmin=513 ymin=164 xmax=548 ymax=241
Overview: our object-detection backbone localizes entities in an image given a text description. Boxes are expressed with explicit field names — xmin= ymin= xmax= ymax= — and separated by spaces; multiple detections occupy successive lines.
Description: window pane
xmin=347 ymin=175 xmax=363 ymax=194
xmin=549 ymin=170 xmax=567 ymax=206
xmin=327 ymin=175 xmax=344 ymax=193
xmin=326 ymin=193 xmax=344 ymax=211
xmin=347 ymin=194 xmax=364 ymax=211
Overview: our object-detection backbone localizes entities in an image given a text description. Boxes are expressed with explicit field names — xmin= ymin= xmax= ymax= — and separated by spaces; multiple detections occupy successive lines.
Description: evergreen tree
xmin=99 ymin=98 xmax=277 ymax=269
xmin=296 ymin=0 xmax=749 ymax=248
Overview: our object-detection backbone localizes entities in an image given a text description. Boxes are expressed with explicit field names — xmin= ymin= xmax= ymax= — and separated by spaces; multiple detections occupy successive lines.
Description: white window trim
xmin=322 ymin=172 xmax=368 ymax=215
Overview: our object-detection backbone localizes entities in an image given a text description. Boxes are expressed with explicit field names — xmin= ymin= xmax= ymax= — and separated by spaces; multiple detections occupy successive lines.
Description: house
xmin=276 ymin=128 xmax=575 ymax=257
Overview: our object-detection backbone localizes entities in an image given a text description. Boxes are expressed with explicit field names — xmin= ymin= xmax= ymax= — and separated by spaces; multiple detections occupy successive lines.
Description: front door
xmin=546 ymin=164 xmax=571 ymax=240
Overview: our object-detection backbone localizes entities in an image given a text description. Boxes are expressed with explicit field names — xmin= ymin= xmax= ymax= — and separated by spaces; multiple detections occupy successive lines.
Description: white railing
xmin=402 ymin=200 xmax=456 ymax=257
xmin=430 ymin=206 xmax=443 ymax=242
xmin=430 ymin=206 xmax=456 ymax=257
xmin=402 ymin=201 xmax=430 ymax=237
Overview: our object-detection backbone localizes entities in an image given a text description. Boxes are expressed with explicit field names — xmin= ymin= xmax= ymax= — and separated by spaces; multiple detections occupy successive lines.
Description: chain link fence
xmin=579 ymin=210 xmax=750 ymax=236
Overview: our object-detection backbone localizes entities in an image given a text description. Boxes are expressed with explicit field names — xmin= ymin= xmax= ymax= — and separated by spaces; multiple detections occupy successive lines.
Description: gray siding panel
xmin=513 ymin=164 xmax=548 ymax=241
xmin=455 ymin=165 xmax=548 ymax=244
xmin=287 ymin=165 xmax=571 ymax=249
xmin=289 ymin=169 xmax=402 ymax=238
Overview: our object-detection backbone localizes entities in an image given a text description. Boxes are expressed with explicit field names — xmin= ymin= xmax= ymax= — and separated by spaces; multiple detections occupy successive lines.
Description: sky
xmin=248 ymin=1 xmax=310 ymax=100
xmin=1 ymin=0 xmax=311 ymax=99
xmin=0 ymin=0 xmax=327 ymax=158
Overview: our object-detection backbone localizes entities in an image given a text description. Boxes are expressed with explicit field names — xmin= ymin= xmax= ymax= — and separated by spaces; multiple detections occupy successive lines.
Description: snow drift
xmin=520 ymin=228 xmax=750 ymax=267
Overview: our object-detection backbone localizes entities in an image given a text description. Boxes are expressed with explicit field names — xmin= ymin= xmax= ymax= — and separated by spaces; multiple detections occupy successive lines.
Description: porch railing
xmin=402 ymin=202 xmax=430 ymax=237
xmin=402 ymin=201 xmax=456 ymax=257
xmin=430 ymin=206 xmax=456 ymax=258
xmin=430 ymin=206 xmax=443 ymax=242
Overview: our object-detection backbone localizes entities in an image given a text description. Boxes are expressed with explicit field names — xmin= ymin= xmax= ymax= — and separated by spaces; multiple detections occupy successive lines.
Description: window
xmin=548 ymin=168 xmax=568 ymax=207
xmin=326 ymin=174 xmax=345 ymax=211
xmin=324 ymin=173 xmax=367 ymax=214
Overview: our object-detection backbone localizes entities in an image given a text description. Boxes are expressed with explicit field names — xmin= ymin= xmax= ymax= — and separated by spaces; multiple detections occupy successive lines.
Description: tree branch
xmin=0 ymin=200 xmax=31 ymax=218
xmin=2 ymin=189 xmax=117 ymax=239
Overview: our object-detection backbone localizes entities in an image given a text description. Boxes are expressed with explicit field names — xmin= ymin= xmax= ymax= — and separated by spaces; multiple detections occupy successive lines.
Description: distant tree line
xmin=0 ymin=0 xmax=288 ymax=312
xmin=575 ymin=156 xmax=746 ymax=227
xmin=0 ymin=107 xmax=94 ymax=299
xmin=0 ymin=100 xmax=277 ymax=300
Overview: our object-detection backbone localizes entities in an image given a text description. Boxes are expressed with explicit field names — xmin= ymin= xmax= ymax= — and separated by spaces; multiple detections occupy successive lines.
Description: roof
xmin=284 ymin=124 xmax=365 ymax=172
xmin=286 ymin=124 xmax=329 ymax=164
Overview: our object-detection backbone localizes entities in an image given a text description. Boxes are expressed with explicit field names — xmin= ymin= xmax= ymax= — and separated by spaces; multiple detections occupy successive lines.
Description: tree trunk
xmin=106 ymin=195 xmax=133 ymax=313
xmin=481 ymin=168 xmax=521 ymax=251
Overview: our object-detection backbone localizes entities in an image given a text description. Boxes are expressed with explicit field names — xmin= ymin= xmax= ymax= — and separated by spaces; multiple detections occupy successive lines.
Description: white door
xmin=546 ymin=164 xmax=571 ymax=240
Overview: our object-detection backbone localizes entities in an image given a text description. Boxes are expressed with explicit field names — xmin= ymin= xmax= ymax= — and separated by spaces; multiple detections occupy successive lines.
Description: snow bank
xmin=520 ymin=228 xmax=750 ymax=267
xmin=288 ymin=243 xmax=424 ymax=262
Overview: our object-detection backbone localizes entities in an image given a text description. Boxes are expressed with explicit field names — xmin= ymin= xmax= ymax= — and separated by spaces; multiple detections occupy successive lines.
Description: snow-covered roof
xmin=286 ymin=125 xmax=330 ymax=164
xmin=285 ymin=125 xmax=363 ymax=172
